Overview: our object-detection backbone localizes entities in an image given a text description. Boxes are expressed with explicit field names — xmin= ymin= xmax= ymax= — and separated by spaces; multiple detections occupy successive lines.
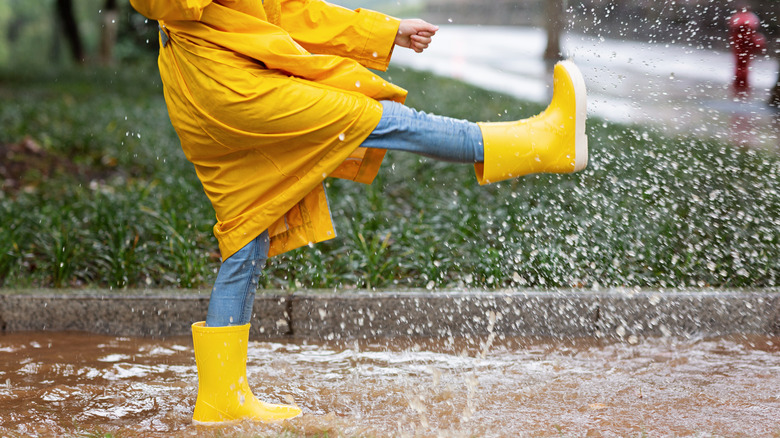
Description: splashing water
xmin=1 ymin=331 xmax=779 ymax=437
xmin=390 ymin=25 xmax=778 ymax=149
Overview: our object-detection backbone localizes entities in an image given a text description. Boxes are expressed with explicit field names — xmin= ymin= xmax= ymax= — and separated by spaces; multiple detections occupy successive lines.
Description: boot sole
xmin=557 ymin=60 xmax=588 ymax=172
xmin=192 ymin=412 xmax=302 ymax=426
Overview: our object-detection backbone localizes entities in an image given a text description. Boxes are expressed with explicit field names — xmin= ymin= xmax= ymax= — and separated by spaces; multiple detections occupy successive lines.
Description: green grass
xmin=0 ymin=62 xmax=778 ymax=290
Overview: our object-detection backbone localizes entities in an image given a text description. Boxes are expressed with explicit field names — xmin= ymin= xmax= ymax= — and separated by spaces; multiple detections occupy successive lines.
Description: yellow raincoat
xmin=129 ymin=0 xmax=408 ymax=259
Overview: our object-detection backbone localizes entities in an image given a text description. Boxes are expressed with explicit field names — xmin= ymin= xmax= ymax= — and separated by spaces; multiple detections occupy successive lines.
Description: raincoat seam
xmin=356 ymin=11 xmax=378 ymax=66
xmin=168 ymin=44 xmax=294 ymax=172
xmin=172 ymin=34 xmax=269 ymax=79
xmin=217 ymin=111 xmax=377 ymax=259
xmin=170 ymin=41 xmax=370 ymax=186
xmin=167 ymin=45 xmax=248 ymax=153
xmin=321 ymin=181 xmax=337 ymax=239
xmin=167 ymin=62 xmax=291 ymax=194
xmin=173 ymin=42 xmax=361 ymax=160
xmin=355 ymin=10 xmax=396 ymax=70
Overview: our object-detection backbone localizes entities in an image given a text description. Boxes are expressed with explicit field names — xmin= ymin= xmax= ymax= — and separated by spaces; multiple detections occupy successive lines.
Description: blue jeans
xmin=205 ymin=102 xmax=484 ymax=326
xmin=205 ymin=231 xmax=270 ymax=327
xmin=363 ymin=101 xmax=484 ymax=163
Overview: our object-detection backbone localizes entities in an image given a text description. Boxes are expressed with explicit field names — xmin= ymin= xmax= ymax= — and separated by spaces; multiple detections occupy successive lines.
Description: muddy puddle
xmin=1 ymin=331 xmax=778 ymax=437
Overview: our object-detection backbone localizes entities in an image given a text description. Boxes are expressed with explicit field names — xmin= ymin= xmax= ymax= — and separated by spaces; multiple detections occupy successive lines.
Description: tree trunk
xmin=770 ymin=58 xmax=780 ymax=109
xmin=544 ymin=0 xmax=565 ymax=61
xmin=100 ymin=0 xmax=118 ymax=65
xmin=55 ymin=0 xmax=85 ymax=63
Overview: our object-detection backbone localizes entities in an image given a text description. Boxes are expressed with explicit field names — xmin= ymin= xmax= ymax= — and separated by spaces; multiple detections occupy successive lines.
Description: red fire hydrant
xmin=729 ymin=8 xmax=766 ymax=96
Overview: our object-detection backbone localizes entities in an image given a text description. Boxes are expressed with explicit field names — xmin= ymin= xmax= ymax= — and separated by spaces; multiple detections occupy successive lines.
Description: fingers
xmin=403 ymin=19 xmax=438 ymax=36
xmin=413 ymin=20 xmax=439 ymax=35
xmin=410 ymin=34 xmax=432 ymax=52
xmin=415 ymin=21 xmax=439 ymax=37
xmin=396 ymin=19 xmax=439 ymax=52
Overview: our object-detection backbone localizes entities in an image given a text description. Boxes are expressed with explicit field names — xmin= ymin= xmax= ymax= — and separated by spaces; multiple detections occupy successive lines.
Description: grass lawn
xmin=0 ymin=61 xmax=778 ymax=290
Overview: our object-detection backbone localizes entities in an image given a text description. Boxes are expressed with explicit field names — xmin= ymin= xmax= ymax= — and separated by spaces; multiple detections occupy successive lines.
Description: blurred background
xmin=0 ymin=1 xmax=777 ymax=67
xmin=0 ymin=1 xmax=778 ymax=291
xmin=1 ymin=0 xmax=777 ymax=117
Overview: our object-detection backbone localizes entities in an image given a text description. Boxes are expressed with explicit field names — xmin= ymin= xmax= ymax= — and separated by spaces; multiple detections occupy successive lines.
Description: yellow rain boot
xmin=475 ymin=60 xmax=588 ymax=184
xmin=191 ymin=322 xmax=302 ymax=424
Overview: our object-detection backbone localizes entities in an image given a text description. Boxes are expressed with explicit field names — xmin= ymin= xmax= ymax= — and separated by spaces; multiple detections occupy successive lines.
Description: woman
xmin=129 ymin=0 xmax=587 ymax=424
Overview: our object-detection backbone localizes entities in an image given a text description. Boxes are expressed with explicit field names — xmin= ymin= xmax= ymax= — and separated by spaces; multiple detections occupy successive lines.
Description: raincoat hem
xmin=215 ymin=101 xmax=385 ymax=260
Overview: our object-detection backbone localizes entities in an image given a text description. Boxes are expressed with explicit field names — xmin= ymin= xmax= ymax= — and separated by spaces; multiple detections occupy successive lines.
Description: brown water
xmin=1 ymin=331 xmax=779 ymax=437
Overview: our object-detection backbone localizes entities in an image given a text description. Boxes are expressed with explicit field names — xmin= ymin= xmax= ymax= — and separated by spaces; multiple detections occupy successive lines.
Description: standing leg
xmin=206 ymin=230 xmax=269 ymax=327
xmin=192 ymin=230 xmax=301 ymax=424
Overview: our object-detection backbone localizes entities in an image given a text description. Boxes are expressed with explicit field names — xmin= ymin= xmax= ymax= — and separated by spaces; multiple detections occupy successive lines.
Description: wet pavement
xmin=391 ymin=25 xmax=780 ymax=150
xmin=1 ymin=331 xmax=779 ymax=437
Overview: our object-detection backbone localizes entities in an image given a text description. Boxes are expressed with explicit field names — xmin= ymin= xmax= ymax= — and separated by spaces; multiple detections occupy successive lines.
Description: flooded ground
xmin=1 ymin=331 xmax=779 ymax=437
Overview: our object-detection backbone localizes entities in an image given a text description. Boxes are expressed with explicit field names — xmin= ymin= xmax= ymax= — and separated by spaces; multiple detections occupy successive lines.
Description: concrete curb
xmin=1 ymin=289 xmax=778 ymax=340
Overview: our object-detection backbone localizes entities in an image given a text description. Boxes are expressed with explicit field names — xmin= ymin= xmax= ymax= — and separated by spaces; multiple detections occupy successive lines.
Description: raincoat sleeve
xmin=129 ymin=0 xmax=212 ymax=21
xmin=280 ymin=0 xmax=400 ymax=71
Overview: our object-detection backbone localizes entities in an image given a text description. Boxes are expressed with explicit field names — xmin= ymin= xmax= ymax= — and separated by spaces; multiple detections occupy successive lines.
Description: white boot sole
xmin=557 ymin=60 xmax=588 ymax=172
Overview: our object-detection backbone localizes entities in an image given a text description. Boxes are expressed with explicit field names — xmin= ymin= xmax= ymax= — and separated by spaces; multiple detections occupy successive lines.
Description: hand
xmin=395 ymin=19 xmax=439 ymax=53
